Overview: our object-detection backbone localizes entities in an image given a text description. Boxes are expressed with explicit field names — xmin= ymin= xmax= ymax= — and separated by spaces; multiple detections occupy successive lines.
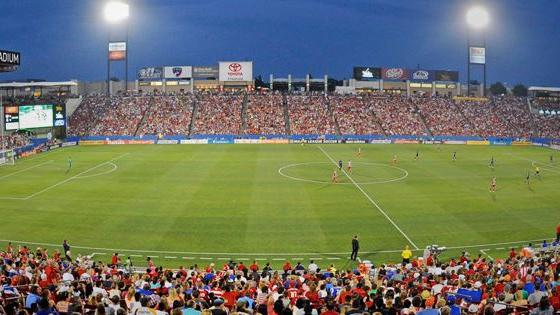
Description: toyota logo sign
xmin=229 ymin=63 xmax=242 ymax=72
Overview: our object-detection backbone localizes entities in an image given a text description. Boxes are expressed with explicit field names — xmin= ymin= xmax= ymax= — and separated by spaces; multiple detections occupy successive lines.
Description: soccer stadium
xmin=1 ymin=1 xmax=560 ymax=315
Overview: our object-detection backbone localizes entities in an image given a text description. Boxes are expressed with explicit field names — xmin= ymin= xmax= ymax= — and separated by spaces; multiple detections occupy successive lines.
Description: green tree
xmin=512 ymin=84 xmax=528 ymax=97
xmin=489 ymin=82 xmax=507 ymax=95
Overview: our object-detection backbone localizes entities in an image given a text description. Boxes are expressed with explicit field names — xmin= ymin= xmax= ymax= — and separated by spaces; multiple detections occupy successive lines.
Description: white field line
xmin=318 ymin=145 xmax=420 ymax=250
xmin=75 ymin=162 xmax=118 ymax=179
xmin=480 ymin=249 xmax=494 ymax=260
xmin=507 ymin=154 xmax=560 ymax=174
xmin=23 ymin=153 xmax=129 ymax=200
xmin=0 ymin=160 xmax=54 ymax=180
xmin=0 ymin=237 xmax=550 ymax=257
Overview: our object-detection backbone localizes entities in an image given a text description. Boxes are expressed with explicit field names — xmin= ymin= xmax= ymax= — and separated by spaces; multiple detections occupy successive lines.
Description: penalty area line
xmin=23 ymin=153 xmax=130 ymax=200
xmin=317 ymin=145 xmax=419 ymax=250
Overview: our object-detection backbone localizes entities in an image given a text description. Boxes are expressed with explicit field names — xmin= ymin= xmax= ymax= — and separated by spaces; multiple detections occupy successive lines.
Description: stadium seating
xmin=64 ymin=92 xmax=560 ymax=139
xmin=1 ymin=241 xmax=558 ymax=315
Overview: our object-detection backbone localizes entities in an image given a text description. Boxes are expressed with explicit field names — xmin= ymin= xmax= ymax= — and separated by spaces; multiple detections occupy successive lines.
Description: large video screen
xmin=18 ymin=105 xmax=53 ymax=129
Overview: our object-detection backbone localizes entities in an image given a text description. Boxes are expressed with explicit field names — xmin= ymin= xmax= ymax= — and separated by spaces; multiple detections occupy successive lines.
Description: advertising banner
xmin=353 ymin=67 xmax=381 ymax=81
xmin=469 ymin=47 xmax=486 ymax=64
xmin=394 ymin=139 xmax=420 ymax=144
xmin=369 ymin=139 xmax=392 ymax=144
xmin=466 ymin=140 xmax=490 ymax=145
xmin=156 ymin=139 xmax=179 ymax=144
xmin=4 ymin=106 xmax=19 ymax=130
xmin=54 ymin=104 xmax=66 ymax=127
xmin=410 ymin=70 xmax=434 ymax=82
xmin=0 ymin=50 xmax=20 ymax=65
xmin=180 ymin=139 xmax=209 ymax=144
xmin=193 ymin=66 xmax=219 ymax=79
xmin=435 ymin=70 xmax=459 ymax=82
xmin=219 ymin=61 xmax=253 ymax=81
xmin=164 ymin=66 xmax=192 ymax=79
xmin=382 ymin=68 xmax=409 ymax=80
xmin=511 ymin=141 xmax=531 ymax=146
xmin=108 ymin=42 xmax=126 ymax=61
xmin=80 ymin=140 xmax=107 ymax=146
xmin=138 ymin=67 xmax=163 ymax=80
xmin=444 ymin=140 xmax=467 ymax=145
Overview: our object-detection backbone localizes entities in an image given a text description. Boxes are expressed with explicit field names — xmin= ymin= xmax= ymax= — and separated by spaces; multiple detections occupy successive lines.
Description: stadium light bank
xmin=466 ymin=6 xmax=489 ymax=97
xmin=103 ymin=1 xmax=130 ymax=95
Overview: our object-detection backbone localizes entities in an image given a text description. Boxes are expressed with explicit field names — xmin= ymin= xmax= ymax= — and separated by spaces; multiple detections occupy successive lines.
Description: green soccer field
xmin=0 ymin=144 xmax=558 ymax=268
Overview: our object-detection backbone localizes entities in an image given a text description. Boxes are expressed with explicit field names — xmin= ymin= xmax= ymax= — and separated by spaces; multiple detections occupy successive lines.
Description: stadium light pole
xmin=466 ymin=6 xmax=489 ymax=96
xmin=104 ymin=1 xmax=130 ymax=96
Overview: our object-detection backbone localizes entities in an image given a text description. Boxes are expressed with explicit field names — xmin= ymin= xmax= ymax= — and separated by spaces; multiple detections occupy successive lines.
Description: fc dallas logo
xmin=229 ymin=63 xmax=242 ymax=72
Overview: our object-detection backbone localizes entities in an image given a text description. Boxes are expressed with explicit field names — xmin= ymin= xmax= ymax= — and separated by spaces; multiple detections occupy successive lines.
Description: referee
xmin=351 ymin=235 xmax=359 ymax=261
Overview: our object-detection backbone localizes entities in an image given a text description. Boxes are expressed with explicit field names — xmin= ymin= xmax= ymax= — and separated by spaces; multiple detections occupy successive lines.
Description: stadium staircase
xmin=282 ymin=94 xmax=291 ymax=135
xmin=188 ymin=95 xmax=199 ymax=136
xmin=133 ymin=96 xmax=154 ymax=136
xmin=239 ymin=93 xmax=249 ymax=134
xmin=525 ymin=98 xmax=540 ymax=137
xmin=452 ymin=100 xmax=478 ymax=137
xmin=65 ymin=96 xmax=83 ymax=117
xmin=412 ymin=102 xmax=433 ymax=137
xmin=365 ymin=100 xmax=388 ymax=136
xmin=324 ymin=96 xmax=342 ymax=136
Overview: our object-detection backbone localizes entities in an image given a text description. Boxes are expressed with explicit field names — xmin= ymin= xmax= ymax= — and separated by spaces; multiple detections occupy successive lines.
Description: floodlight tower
xmin=104 ymin=1 xmax=130 ymax=96
xmin=466 ymin=6 xmax=489 ymax=96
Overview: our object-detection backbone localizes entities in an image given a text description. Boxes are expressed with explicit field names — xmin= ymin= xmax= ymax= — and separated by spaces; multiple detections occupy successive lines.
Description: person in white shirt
xmin=308 ymin=260 xmax=318 ymax=273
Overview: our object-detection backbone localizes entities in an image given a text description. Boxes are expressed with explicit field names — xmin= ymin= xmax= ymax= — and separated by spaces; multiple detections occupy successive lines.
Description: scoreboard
xmin=4 ymin=106 xmax=19 ymax=130
xmin=3 ymin=104 xmax=66 ymax=130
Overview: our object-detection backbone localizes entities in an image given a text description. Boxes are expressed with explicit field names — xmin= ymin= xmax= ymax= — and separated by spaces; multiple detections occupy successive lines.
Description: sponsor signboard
xmin=382 ymin=68 xmax=409 ymax=80
xmin=469 ymin=47 xmax=485 ymax=64
xmin=434 ymin=70 xmax=459 ymax=82
xmin=550 ymin=144 xmax=560 ymax=151
xmin=156 ymin=139 xmax=179 ymax=144
xmin=511 ymin=141 xmax=531 ymax=146
xmin=466 ymin=140 xmax=490 ymax=145
xmin=80 ymin=140 xmax=107 ymax=145
xmin=444 ymin=140 xmax=467 ymax=145
xmin=54 ymin=104 xmax=66 ymax=127
xmin=219 ymin=62 xmax=253 ymax=82
xmin=193 ymin=66 xmax=219 ymax=79
xmin=0 ymin=50 xmax=20 ymax=65
xmin=164 ymin=66 xmax=192 ymax=79
xmin=138 ymin=67 xmax=163 ymax=80
xmin=410 ymin=70 xmax=434 ymax=82
xmin=369 ymin=139 xmax=392 ymax=144
xmin=108 ymin=42 xmax=126 ymax=61
xmin=353 ymin=67 xmax=381 ymax=81
xmin=62 ymin=141 xmax=77 ymax=147
xmin=394 ymin=139 xmax=420 ymax=144
xmin=4 ymin=106 xmax=19 ymax=130
xmin=180 ymin=139 xmax=209 ymax=144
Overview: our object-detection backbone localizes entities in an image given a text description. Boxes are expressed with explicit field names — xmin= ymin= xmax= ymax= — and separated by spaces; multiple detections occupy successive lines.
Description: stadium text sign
xmin=382 ymin=68 xmax=409 ymax=80
xmin=469 ymin=47 xmax=486 ymax=64
xmin=138 ymin=67 xmax=163 ymax=80
xmin=0 ymin=50 xmax=20 ymax=65
xmin=164 ymin=66 xmax=192 ymax=79
xmin=108 ymin=42 xmax=126 ymax=61
xmin=411 ymin=70 xmax=433 ymax=81
xmin=219 ymin=61 xmax=253 ymax=82
xmin=353 ymin=67 xmax=381 ymax=81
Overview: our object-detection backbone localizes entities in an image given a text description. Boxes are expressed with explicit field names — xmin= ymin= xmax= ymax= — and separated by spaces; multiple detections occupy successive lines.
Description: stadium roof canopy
xmin=528 ymin=86 xmax=560 ymax=92
xmin=0 ymin=81 xmax=77 ymax=88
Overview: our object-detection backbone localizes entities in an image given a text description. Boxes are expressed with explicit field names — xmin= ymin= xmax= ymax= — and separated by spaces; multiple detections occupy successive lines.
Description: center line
xmin=318 ymin=146 xmax=419 ymax=250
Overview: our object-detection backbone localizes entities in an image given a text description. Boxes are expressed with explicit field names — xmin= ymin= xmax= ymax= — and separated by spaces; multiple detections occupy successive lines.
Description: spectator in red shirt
xmin=249 ymin=261 xmax=259 ymax=272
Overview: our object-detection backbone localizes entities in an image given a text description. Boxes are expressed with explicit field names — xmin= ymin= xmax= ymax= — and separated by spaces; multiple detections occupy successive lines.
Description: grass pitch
xmin=0 ymin=144 xmax=558 ymax=268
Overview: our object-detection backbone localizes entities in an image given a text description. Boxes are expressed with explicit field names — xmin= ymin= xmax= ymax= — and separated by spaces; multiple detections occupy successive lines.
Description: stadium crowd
xmin=245 ymin=94 xmax=286 ymax=135
xmin=288 ymin=95 xmax=337 ymax=135
xmin=137 ymin=96 xmax=193 ymax=137
xmin=192 ymin=94 xmax=243 ymax=135
xmin=1 ymin=241 xmax=560 ymax=315
xmin=67 ymin=92 xmax=560 ymax=139
xmin=0 ymin=134 xmax=30 ymax=150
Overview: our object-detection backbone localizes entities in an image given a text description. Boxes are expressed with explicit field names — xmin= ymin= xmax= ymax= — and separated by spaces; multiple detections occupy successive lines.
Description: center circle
xmin=278 ymin=162 xmax=408 ymax=185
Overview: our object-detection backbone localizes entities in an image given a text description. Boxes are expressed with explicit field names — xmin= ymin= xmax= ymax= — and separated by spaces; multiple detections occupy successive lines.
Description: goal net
xmin=0 ymin=149 xmax=15 ymax=166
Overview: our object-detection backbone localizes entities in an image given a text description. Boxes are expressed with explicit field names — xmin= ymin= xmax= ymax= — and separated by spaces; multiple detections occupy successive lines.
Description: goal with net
xmin=0 ymin=149 xmax=15 ymax=166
